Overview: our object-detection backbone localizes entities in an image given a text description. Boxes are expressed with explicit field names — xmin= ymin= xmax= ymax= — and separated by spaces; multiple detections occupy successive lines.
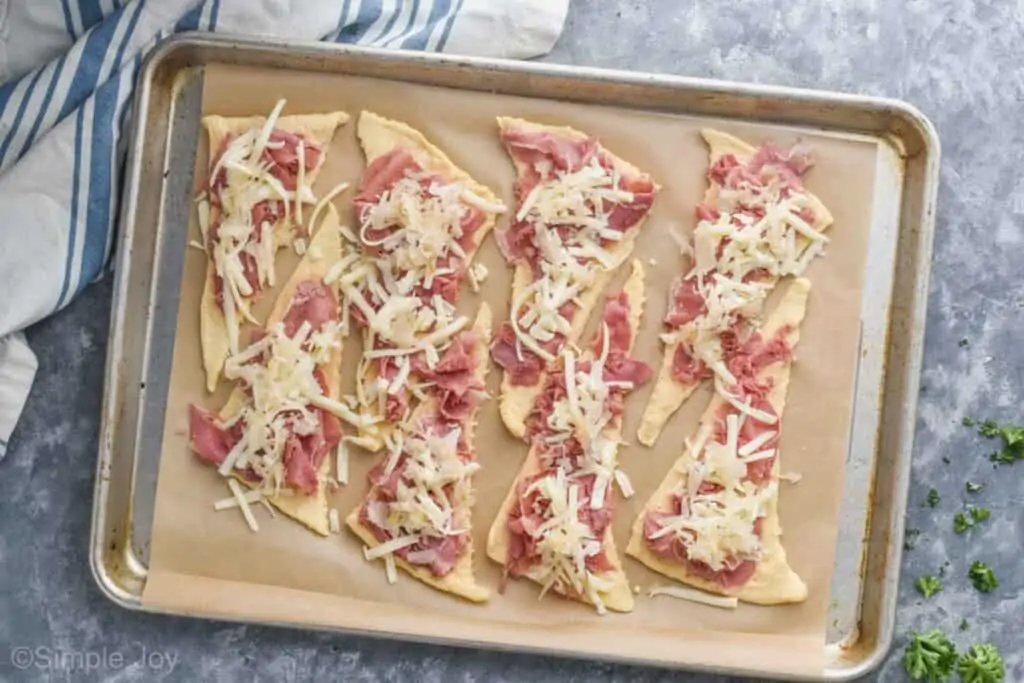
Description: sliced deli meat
xmin=637 ymin=128 xmax=833 ymax=447
xmin=347 ymin=305 xmax=492 ymax=602
xmin=487 ymin=261 xmax=652 ymax=614
xmin=199 ymin=101 xmax=349 ymax=392
xmin=626 ymin=278 xmax=811 ymax=605
xmin=187 ymin=206 xmax=350 ymax=536
xmin=491 ymin=117 xmax=658 ymax=440
xmin=339 ymin=112 xmax=506 ymax=453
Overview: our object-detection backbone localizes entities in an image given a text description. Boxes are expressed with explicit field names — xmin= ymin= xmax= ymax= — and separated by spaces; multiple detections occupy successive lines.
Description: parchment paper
xmin=143 ymin=63 xmax=879 ymax=677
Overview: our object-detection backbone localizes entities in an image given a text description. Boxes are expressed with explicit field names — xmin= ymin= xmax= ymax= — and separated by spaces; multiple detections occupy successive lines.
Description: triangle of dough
xmin=347 ymin=305 xmax=493 ymax=603
xmin=200 ymin=110 xmax=349 ymax=392
xmin=215 ymin=205 xmax=347 ymax=537
xmin=637 ymin=129 xmax=834 ymax=447
xmin=485 ymin=449 xmax=635 ymax=613
xmin=348 ymin=111 xmax=504 ymax=452
xmin=627 ymin=278 xmax=811 ymax=605
xmin=487 ymin=260 xmax=647 ymax=613
xmin=493 ymin=117 xmax=657 ymax=442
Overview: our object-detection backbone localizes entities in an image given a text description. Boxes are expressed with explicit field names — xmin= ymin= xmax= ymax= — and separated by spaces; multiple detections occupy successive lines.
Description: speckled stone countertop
xmin=3 ymin=1 xmax=1022 ymax=681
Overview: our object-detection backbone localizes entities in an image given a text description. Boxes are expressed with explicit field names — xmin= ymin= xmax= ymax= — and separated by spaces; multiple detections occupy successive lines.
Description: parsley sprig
xmin=968 ymin=562 xmax=998 ymax=593
xmin=976 ymin=420 xmax=1024 ymax=464
xmin=915 ymin=575 xmax=942 ymax=599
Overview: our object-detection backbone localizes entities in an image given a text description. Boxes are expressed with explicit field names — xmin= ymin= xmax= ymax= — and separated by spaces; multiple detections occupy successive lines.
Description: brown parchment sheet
xmin=143 ymin=63 xmax=879 ymax=677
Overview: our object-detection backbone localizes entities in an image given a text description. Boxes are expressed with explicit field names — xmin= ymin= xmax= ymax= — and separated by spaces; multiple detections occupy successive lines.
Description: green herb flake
xmin=957 ymin=643 xmax=1005 ymax=682
xmin=988 ymin=449 xmax=1022 ymax=465
xmin=962 ymin=416 xmax=976 ymax=427
xmin=902 ymin=630 xmax=957 ymax=682
xmin=978 ymin=420 xmax=1001 ymax=438
xmin=977 ymin=419 xmax=1024 ymax=464
xmin=965 ymin=481 xmax=984 ymax=494
xmin=968 ymin=561 xmax=999 ymax=593
xmin=914 ymin=575 xmax=942 ymax=599
xmin=969 ymin=506 xmax=991 ymax=524
xmin=958 ymin=618 xmax=969 ymax=632
xmin=926 ymin=488 xmax=940 ymax=507
xmin=955 ymin=506 xmax=991 ymax=534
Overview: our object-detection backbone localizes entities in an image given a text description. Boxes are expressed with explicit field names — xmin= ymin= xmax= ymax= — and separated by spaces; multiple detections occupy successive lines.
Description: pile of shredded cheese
xmin=210 ymin=318 xmax=359 ymax=530
xmin=650 ymin=412 xmax=779 ymax=571
xmin=361 ymin=421 xmax=480 ymax=579
xmin=340 ymin=164 xmax=505 ymax=429
xmin=663 ymin=172 xmax=827 ymax=391
xmin=514 ymin=328 xmax=636 ymax=614
xmin=200 ymin=99 xmax=319 ymax=355
xmin=509 ymin=159 xmax=636 ymax=364
xmin=520 ymin=468 xmax=618 ymax=611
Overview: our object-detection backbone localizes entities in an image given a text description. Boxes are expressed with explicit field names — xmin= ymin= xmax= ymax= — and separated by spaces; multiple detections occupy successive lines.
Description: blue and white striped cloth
xmin=0 ymin=0 xmax=570 ymax=459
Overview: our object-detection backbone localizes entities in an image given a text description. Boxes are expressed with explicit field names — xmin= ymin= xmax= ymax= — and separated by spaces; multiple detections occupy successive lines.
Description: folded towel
xmin=0 ymin=0 xmax=570 ymax=461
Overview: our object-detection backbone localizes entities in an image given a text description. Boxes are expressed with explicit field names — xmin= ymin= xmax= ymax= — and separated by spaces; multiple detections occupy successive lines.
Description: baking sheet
xmin=142 ymin=62 xmax=878 ymax=677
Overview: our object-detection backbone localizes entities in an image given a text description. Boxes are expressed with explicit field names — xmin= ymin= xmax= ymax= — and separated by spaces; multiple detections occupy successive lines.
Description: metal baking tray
xmin=91 ymin=32 xmax=939 ymax=680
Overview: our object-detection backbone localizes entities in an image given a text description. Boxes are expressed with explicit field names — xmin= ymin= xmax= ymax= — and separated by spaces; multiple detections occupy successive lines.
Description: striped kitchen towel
xmin=0 ymin=0 xmax=570 ymax=460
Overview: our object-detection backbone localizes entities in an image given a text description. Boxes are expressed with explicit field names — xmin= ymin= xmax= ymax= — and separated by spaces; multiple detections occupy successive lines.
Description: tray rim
xmin=90 ymin=31 xmax=940 ymax=681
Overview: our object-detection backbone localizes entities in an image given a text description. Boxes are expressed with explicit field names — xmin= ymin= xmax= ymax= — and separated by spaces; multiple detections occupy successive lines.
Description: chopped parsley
xmin=902 ymin=630 xmax=957 ymax=682
xmin=915 ymin=575 xmax=942 ymax=599
xmin=954 ymin=506 xmax=991 ymax=533
xmin=965 ymin=481 xmax=984 ymax=494
xmin=976 ymin=419 xmax=1024 ymax=464
xmin=978 ymin=420 xmax=1002 ymax=438
xmin=926 ymin=488 xmax=940 ymax=507
xmin=938 ymin=561 xmax=950 ymax=578
xmin=988 ymin=449 xmax=1022 ymax=465
xmin=958 ymin=338 xmax=970 ymax=348
xmin=957 ymin=643 xmax=1005 ymax=682
xmin=969 ymin=562 xmax=999 ymax=593
xmin=962 ymin=416 xmax=976 ymax=427
xmin=959 ymin=618 xmax=970 ymax=631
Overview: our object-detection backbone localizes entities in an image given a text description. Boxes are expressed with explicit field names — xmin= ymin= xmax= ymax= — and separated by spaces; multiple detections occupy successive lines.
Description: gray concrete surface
xmin=2 ymin=1 xmax=1022 ymax=680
